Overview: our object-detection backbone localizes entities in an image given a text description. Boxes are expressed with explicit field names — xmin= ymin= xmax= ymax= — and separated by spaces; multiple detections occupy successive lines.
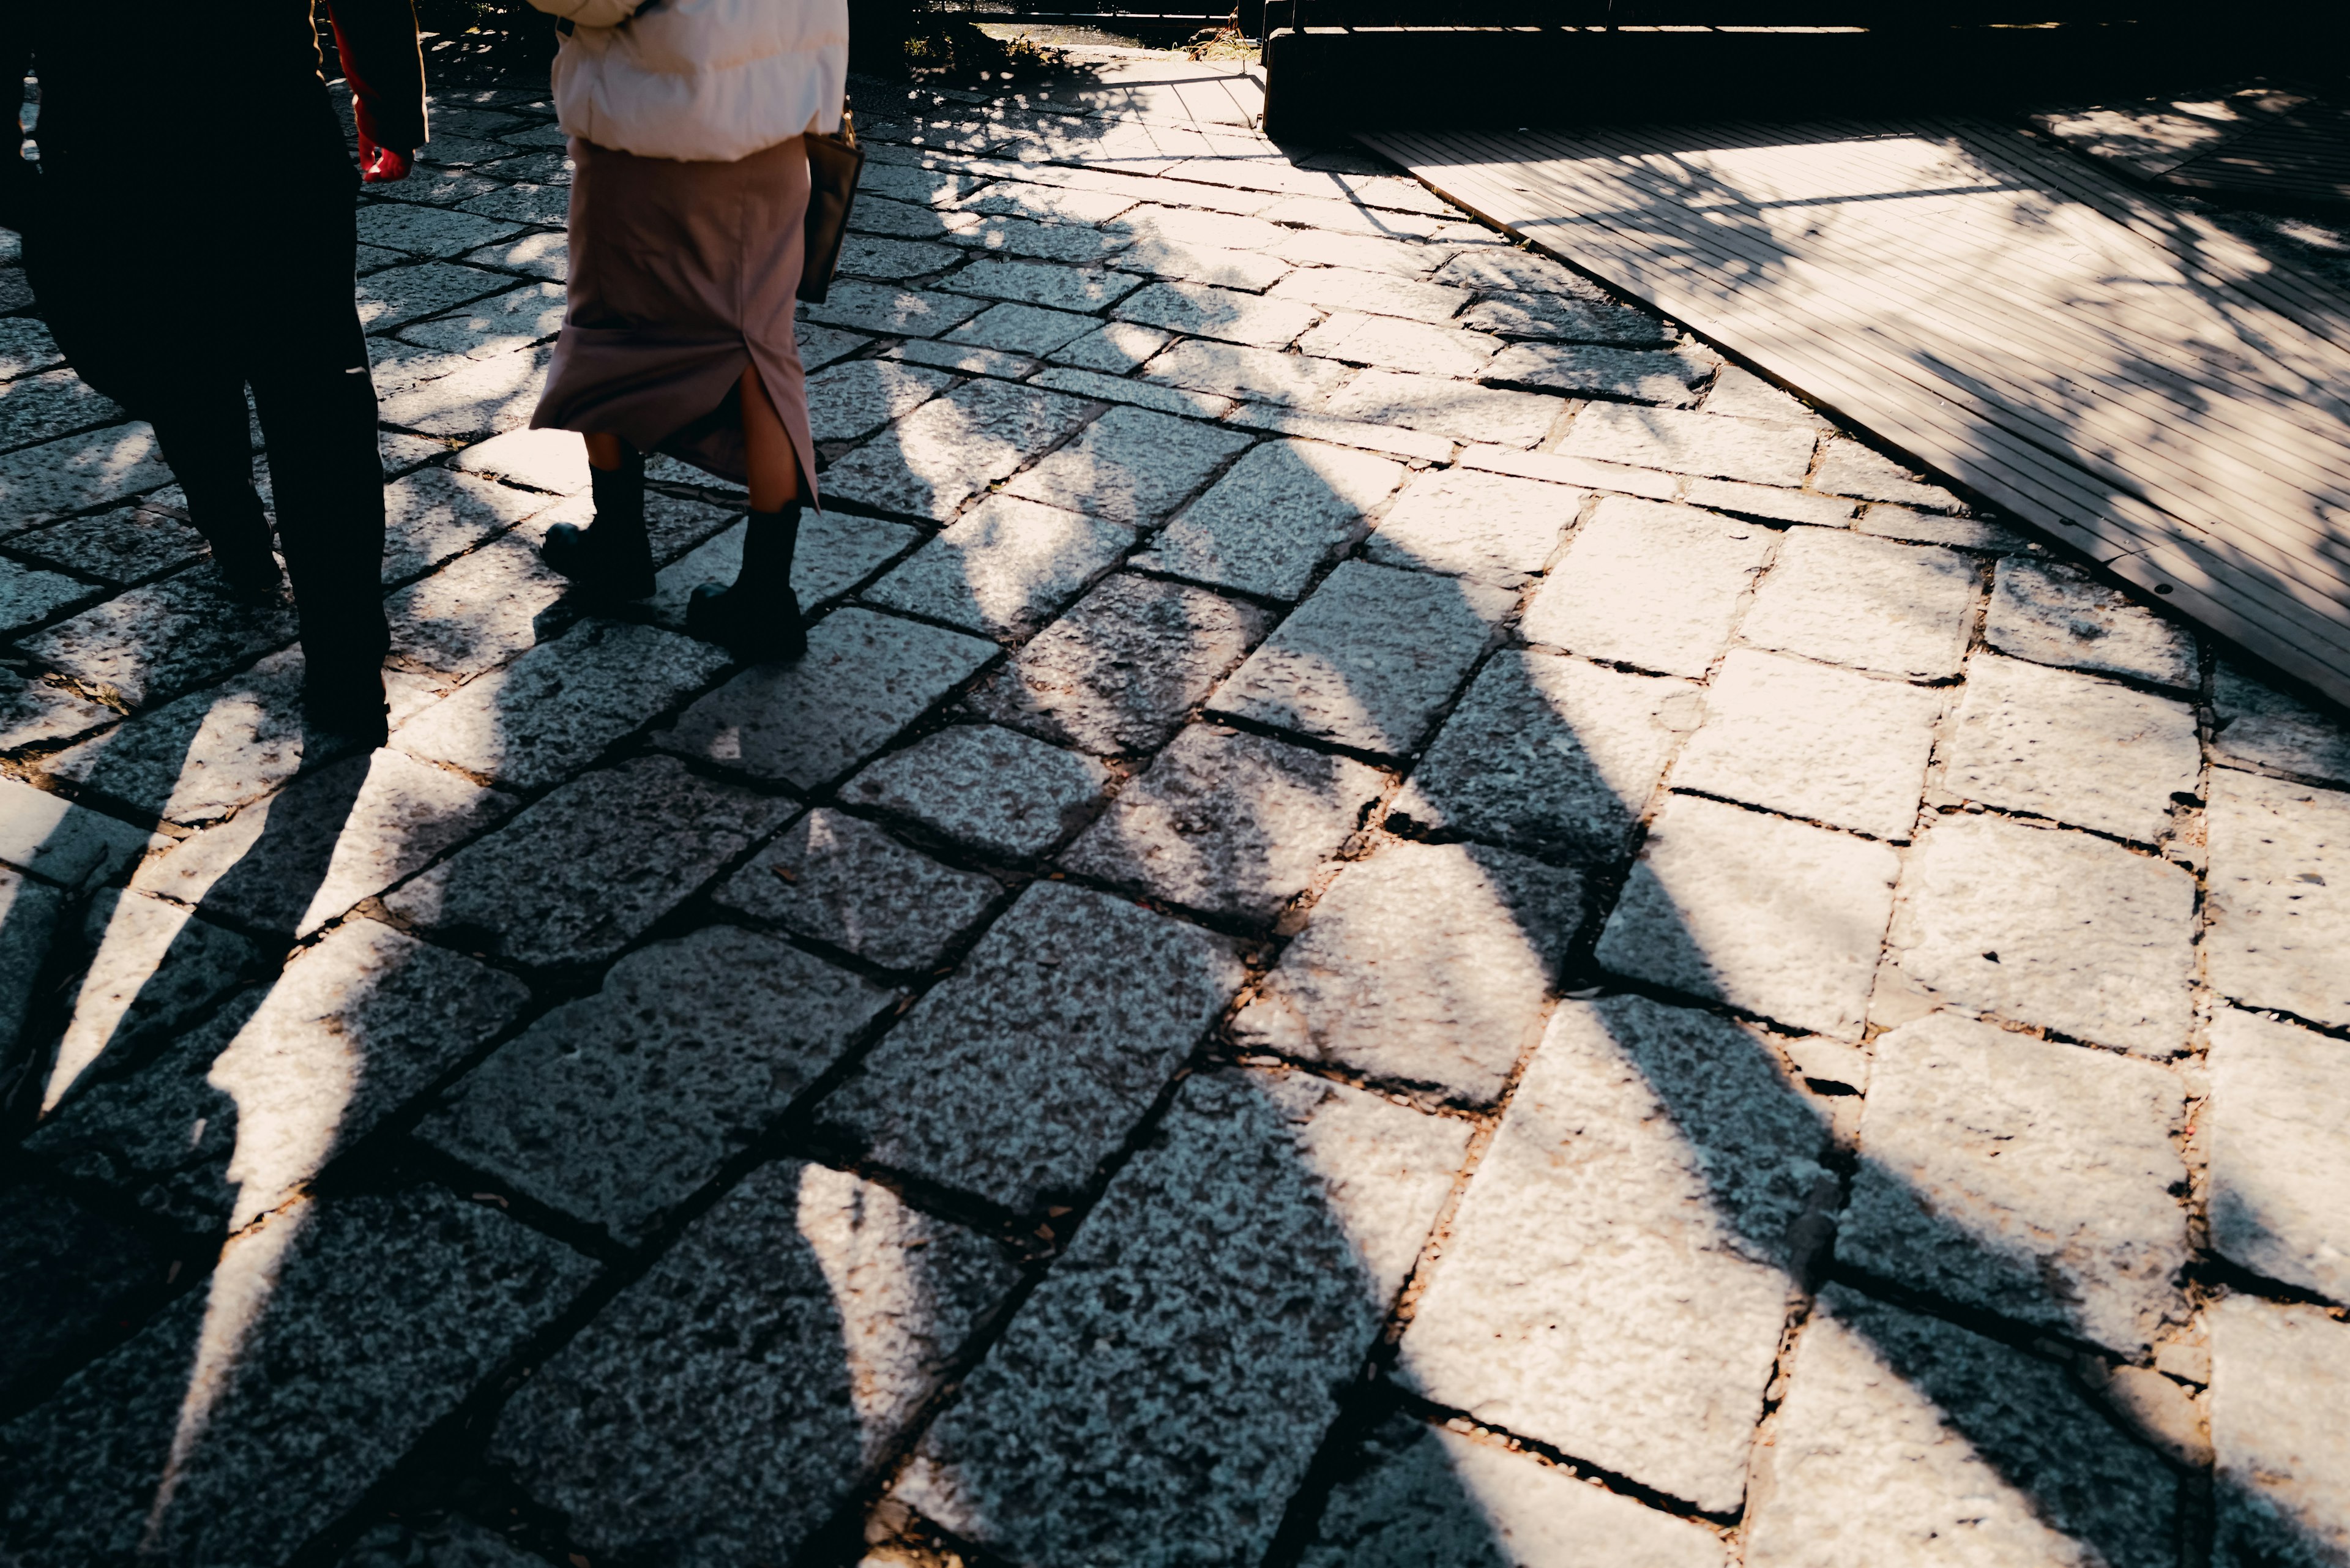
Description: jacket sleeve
xmin=326 ymin=0 xmax=428 ymax=153
xmin=0 ymin=16 xmax=32 ymax=232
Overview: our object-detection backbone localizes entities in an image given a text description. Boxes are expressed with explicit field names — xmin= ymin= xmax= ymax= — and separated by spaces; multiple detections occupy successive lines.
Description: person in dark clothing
xmin=0 ymin=1 xmax=427 ymax=736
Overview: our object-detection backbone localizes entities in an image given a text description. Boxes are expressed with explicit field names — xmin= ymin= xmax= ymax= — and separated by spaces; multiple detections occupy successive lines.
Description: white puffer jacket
xmin=524 ymin=0 xmax=848 ymax=163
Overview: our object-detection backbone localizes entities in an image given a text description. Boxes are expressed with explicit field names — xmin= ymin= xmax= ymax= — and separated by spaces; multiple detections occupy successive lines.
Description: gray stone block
xmin=1300 ymin=312 xmax=1502 ymax=378
xmin=1050 ymin=320 xmax=1174 ymax=375
xmin=0 ymin=1185 xmax=168 ymax=1407
xmin=1302 ymin=1414 xmax=1727 ymax=1568
xmin=819 ymin=879 xmax=1242 ymax=1210
xmin=821 ymin=378 xmax=1093 ymax=521
xmin=0 ymin=670 xmax=115 ymax=756
xmin=1028 ymin=365 xmax=1235 ymax=419
xmin=713 ymin=807 xmax=1001 ymax=971
xmin=384 ymin=755 xmax=793 ymax=968
xmin=1059 ymin=724 xmax=1387 ymax=925
xmin=1135 ymin=438 xmax=1406 ymax=600
xmin=804 ymin=357 xmax=955 ymax=444
xmin=859 ymin=162 xmax=988 ymax=206
xmin=843 ymin=723 xmax=1110 ymax=861
xmin=496 ymin=1159 xmax=1014 ymax=1568
xmin=1322 ymin=368 xmax=1561 ymax=449
xmin=1519 ymin=496 xmax=1774 ymax=678
xmin=32 ymin=920 xmax=531 ymax=1229
xmin=1274 ymin=228 xmax=1452 ymax=277
xmin=1986 ymin=557 xmax=2198 ymax=690
xmin=1433 ymin=247 xmax=1612 ymax=297
xmin=1400 ymin=995 xmax=1831 ymax=1514
xmin=898 ymin=1069 xmax=1469 ymax=1567
xmin=422 ymin=927 xmax=895 ymax=1242
xmin=1117 ymin=280 xmax=1322 ymax=348
xmin=1744 ymin=1285 xmax=2179 ymax=1568
xmin=1941 ymin=653 xmax=2200 ymax=843
xmin=839 ymin=234 xmax=961 ymax=280
xmin=1365 ymin=466 xmax=1580 ymax=584
xmin=19 ymin=567 xmax=299 ymax=711
xmin=0 ymin=555 xmax=99 ymax=637
xmin=385 ymin=530 xmax=569 ymax=681
xmin=2207 ymin=1007 xmax=2350 ymax=1304
xmin=1856 ymin=501 xmax=2031 ymax=551
xmin=1484 ymin=343 xmax=1712 ymax=406
xmin=0 ymin=866 xmax=67 ymax=1065
xmin=0 ymin=1187 xmax=591 ymax=1568
xmin=1461 ymin=291 xmax=1672 ymax=346
xmin=1562 ymin=402 xmax=1814 ymax=487
xmin=864 ymin=493 xmax=1131 ymax=637
xmin=10 ymin=507 xmax=207 ymax=589
xmin=956 ymin=181 xmax=1141 ymax=226
xmin=458 ymin=230 xmax=569 ymax=280
xmin=966 ymin=573 xmax=1272 ymax=756
xmin=802 ymin=280 xmax=987 ymax=338
xmin=0 ymin=316 xmax=64 ymax=381
xmin=881 ymin=337 xmax=1037 ymax=379
xmin=336 ymin=1516 xmax=551 ymax=1568
xmin=1811 ymin=437 xmax=1968 ymax=512
xmin=394 ymin=280 xmax=567 ymax=357
xmin=660 ymin=608 xmax=998 ymax=790
xmin=1115 ymin=204 xmax=1288 ymax=253
xmin=942 ymin=259 xmax=1141 ymax=313
xmin=1003 ymin=403 xmax=1253 ymax=525
xmin=40 ymin=889 xmax=264 ymax=1115
xmin=2211 ymin=662 xmax=2350 ymax=786
xmin=1599 ymin=794 xmax=1901 ymax=1039
xmin=352 ymin=259 xmax=518 ymax=327
xmin=131 ymin=747 xmax=517 ymax=938
xmin=1845 ymin=1012 xmax=2188 ymax=1353
xmin=0 ymin=425 xmax=177 ymax=529
xmin=392 ymin=618 xmax=728 ymax=793
xmin=2204 ymin=769 xmax=2349 ymax=1029
xmin=1269 ymin=266 xmax=1471 ymax=324
xmin=2210 ymin=1296 xmax=2350 ymax=1568
xmin=947 ymin=211 xmax=1136 ymax=264
xmin=849 ymin=193 xmax=984 ymax=242
xmin=1698 ymin=364 xmax=1833 ymax=428
xmin=1234 ymin=839 xmax=1582 ymax=1104
xmin=0 ymin=774 xmax=166 ymax=890
xmin=1112 ymin=237 xmax=1291 ymax=292
xmin=1671 ymin=649 xmax=1942 ymax=842
xmin=1681 ymin=476 xmax=1858 ymax=527
xmin=1741 ymin=528 xmax=1980 ymax=680
xmin=1141 ymin=337 xmax=1356 ymax=407
xmin=380 ymin=466 xmax=552 ymax=584
xmin=1210 ymin=559 xmax=1510 ymax=759
xmin=1257 ymin=194 xmax=1449 ymax=237
xmin=945 ymin=301 xmax=1103 ymax=357
xmin=1393 ymin=649 xmax=1697 ymax=861
xmin=1887 ymin=812 xmax=2196 ymax=1055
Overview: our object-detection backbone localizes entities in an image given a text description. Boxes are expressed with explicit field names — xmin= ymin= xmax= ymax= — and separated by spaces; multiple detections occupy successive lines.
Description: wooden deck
xmin=1361 ymin=121 xmax=2350 ymax=706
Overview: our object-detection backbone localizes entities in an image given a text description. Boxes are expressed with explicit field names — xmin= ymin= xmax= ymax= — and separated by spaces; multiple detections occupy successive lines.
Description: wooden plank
xmin=1362 ymin=126 xmax=2350 ymax=703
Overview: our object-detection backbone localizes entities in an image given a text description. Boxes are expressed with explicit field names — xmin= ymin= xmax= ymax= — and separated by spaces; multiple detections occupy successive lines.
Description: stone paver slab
xmin=1986 ymin=557 xmax=2198 ymax=689
xmin=1941 ymin=653 xmax=2200 ymax=842
xmin=1364 ymin=466 xmax=1579 ymax=584
xmin=713 ymin=806 xmax=1002 ymax=971
xmin=1811 ymin=437 xmax=1967 ymax=511
xmin=1401 ymin=995 xmax=1830 ymax=1514
xmin=380 ymin=465 xmax=550 ymax=584
xmin=1059 ymin=724 xmax=1387 ymax=924
xmin=1234 ymin=839 xmax=1583 ymax=1104
xmin=0 ymin=555 xmax=98 ymax=637
xmin=19 ymin=567 xmax=299 ymax=711
xmin=1209 ymin=559 xmax=1510 ymax=759
xmin=0 ymin=424 xmax=176 ymax=529
xmin=1117 ymin=280 xmax=1321 ymax=347
xmin=422 ymin=927 xmax=895 ymax=1241
xmin=384 ymin=755 xmax=793 ymax=968
xmin=898 ymin=1069 xmax=1469 ymax=1568
xmin=1393 ymin=649 xmax=1698 ymax=861
xmin=865 ymin=493 xmax=1130 ymax=637
xmin=1462 ymin=291 xmax=1672 ymax=345
xmin=1433 ymin=247 xmax=1612 ymax=296
xmin=1846 ymin=1011 xmax=2189 ymax=1353
xmin=1002 ymin=403 xmax=1253 ymax=525
xmin=0 ymin=1188 xmax=591 ymax=1568
xmin=1274 ymin=228 xmax=1452 ymax=277
xmin=2204 ymin=769 xmax=2350 ymax=1028
xmin=838 ymin=233 xmax=963 ymax=280
xmin=1321 ymin=368 xmax=1561 ymax=449
xmin=1300 ymin=312 xmax=1501 ymax=378
xmin=130 ymin=747 xmax=516 ymax=937
xmin=1740 ymin=528 xmax=1979 ymax=679
xmin=392 ymin=618 xmax=729 ymax=793
xmin=1562 ymin=402 xmax=1815 ymax=487
xmin=1269 ymin=267 xmax=1469 ymax=324
xmin=967 ymin=572 xmax=1271 ymax=756
xmin=660 ymin=608 xmax=997 ymax=790
xmin=0 ymin=1185 xmax=169 ymax=1408
xmin=2206 ymin=1007 xmax=2350 ymax=1304
xmin=1671 ymin=649 xmax=1942 ymax=840
xmin=0 ymin=774 xmax=167 ymax=890
xmin=1302 ymin=1415 xmax=1726 ymax=1568
xmin=944 ymin=302 xmax=1103 ymax=357
xmin=1519 ymin=495 xmax=1774 ymax=678
xmin=10 ymin=505 xmax=210 ymax=588
xmin=821 ymin=879 xmax=1242 ymax=1211
xmin=32 ymin=920 xmax=531 ymax=1229
xmin=1887 ymin=812 xmax=2196 ymax=1054
xmin=821 ymin=378 xmax=1093 ymax=522
xmin=2211 ymin=662 xmax=2350 ymax=787
xmin=1598 ymin=793 xmax=1901 ymax=1038
xmin=804 ymin=358 xmax=955 ymax=444
xmin=384 ymin=531 xmax=568 ymax=680
xmin=2210 ymin=1296 xmax=2350 ymax=1568
xmin=1113 ymin=238 xmax=1291 ymax=292
xmin=493 ymin=1159 xmax=1016 ymax=1568
xmin=1744 ymin=1285 xmax=2180 ymax=1568
xmin=843 ymin=723 xmax=1110 ymax=861
xmin=802 ymin=280 xmax=987 ymax=338
xmin=352 ymin=259 xmax=518 ymax=327
xmin=1142 ymin=337 xmax=1356 ymax=407
xmin=1051 ymin=320 xmax=1175 ymax=375
xmin=1136 ymin=437 xmax=1405 ymax=600
xmin=1483 ymin=343 xmax=1713 ymax=406
xmin=1028 ymin=364 xmax=1234 ymax=419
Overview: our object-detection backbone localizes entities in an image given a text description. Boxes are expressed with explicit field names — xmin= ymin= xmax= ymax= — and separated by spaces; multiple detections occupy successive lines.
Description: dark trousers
xmin=25 ymin=167 xmax=389 ymax=664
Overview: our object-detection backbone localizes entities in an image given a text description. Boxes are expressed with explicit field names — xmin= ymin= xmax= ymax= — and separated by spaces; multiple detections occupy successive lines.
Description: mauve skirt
xmin=531 ymin=134 xmax=819 ymax=501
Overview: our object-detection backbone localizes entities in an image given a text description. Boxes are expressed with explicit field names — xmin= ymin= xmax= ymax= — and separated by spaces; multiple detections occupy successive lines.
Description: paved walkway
xmin=2 ymin=61 xmax=2348 ymax=1568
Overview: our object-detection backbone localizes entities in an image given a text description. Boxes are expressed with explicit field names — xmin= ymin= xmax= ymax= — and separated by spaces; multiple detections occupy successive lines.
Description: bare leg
xmin=738 ymin=364 xmax=804 ymax=512
xmin=584 ymin=432 xmax=626 ymax=471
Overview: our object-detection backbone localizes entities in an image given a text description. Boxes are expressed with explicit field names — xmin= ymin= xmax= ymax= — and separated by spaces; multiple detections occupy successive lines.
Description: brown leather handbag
xmin=800 ymin=99 xmax=865 ymax=304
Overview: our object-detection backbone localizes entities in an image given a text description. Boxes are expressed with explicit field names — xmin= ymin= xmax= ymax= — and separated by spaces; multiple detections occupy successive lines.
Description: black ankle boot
xmin=543 ymin=446 xmax=653 ymax=600
xmin=193 ymin=487 xmax=283 ymax=604
xmin=687 ymin=502 xmax=806 ymax=661
xmin=302 ymin=646 xmax=389 ymax=745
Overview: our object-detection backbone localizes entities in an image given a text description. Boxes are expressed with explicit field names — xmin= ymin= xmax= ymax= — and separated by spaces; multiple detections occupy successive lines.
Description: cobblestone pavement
xmin=4 ymin=62 xmax=2349 ymax=1568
